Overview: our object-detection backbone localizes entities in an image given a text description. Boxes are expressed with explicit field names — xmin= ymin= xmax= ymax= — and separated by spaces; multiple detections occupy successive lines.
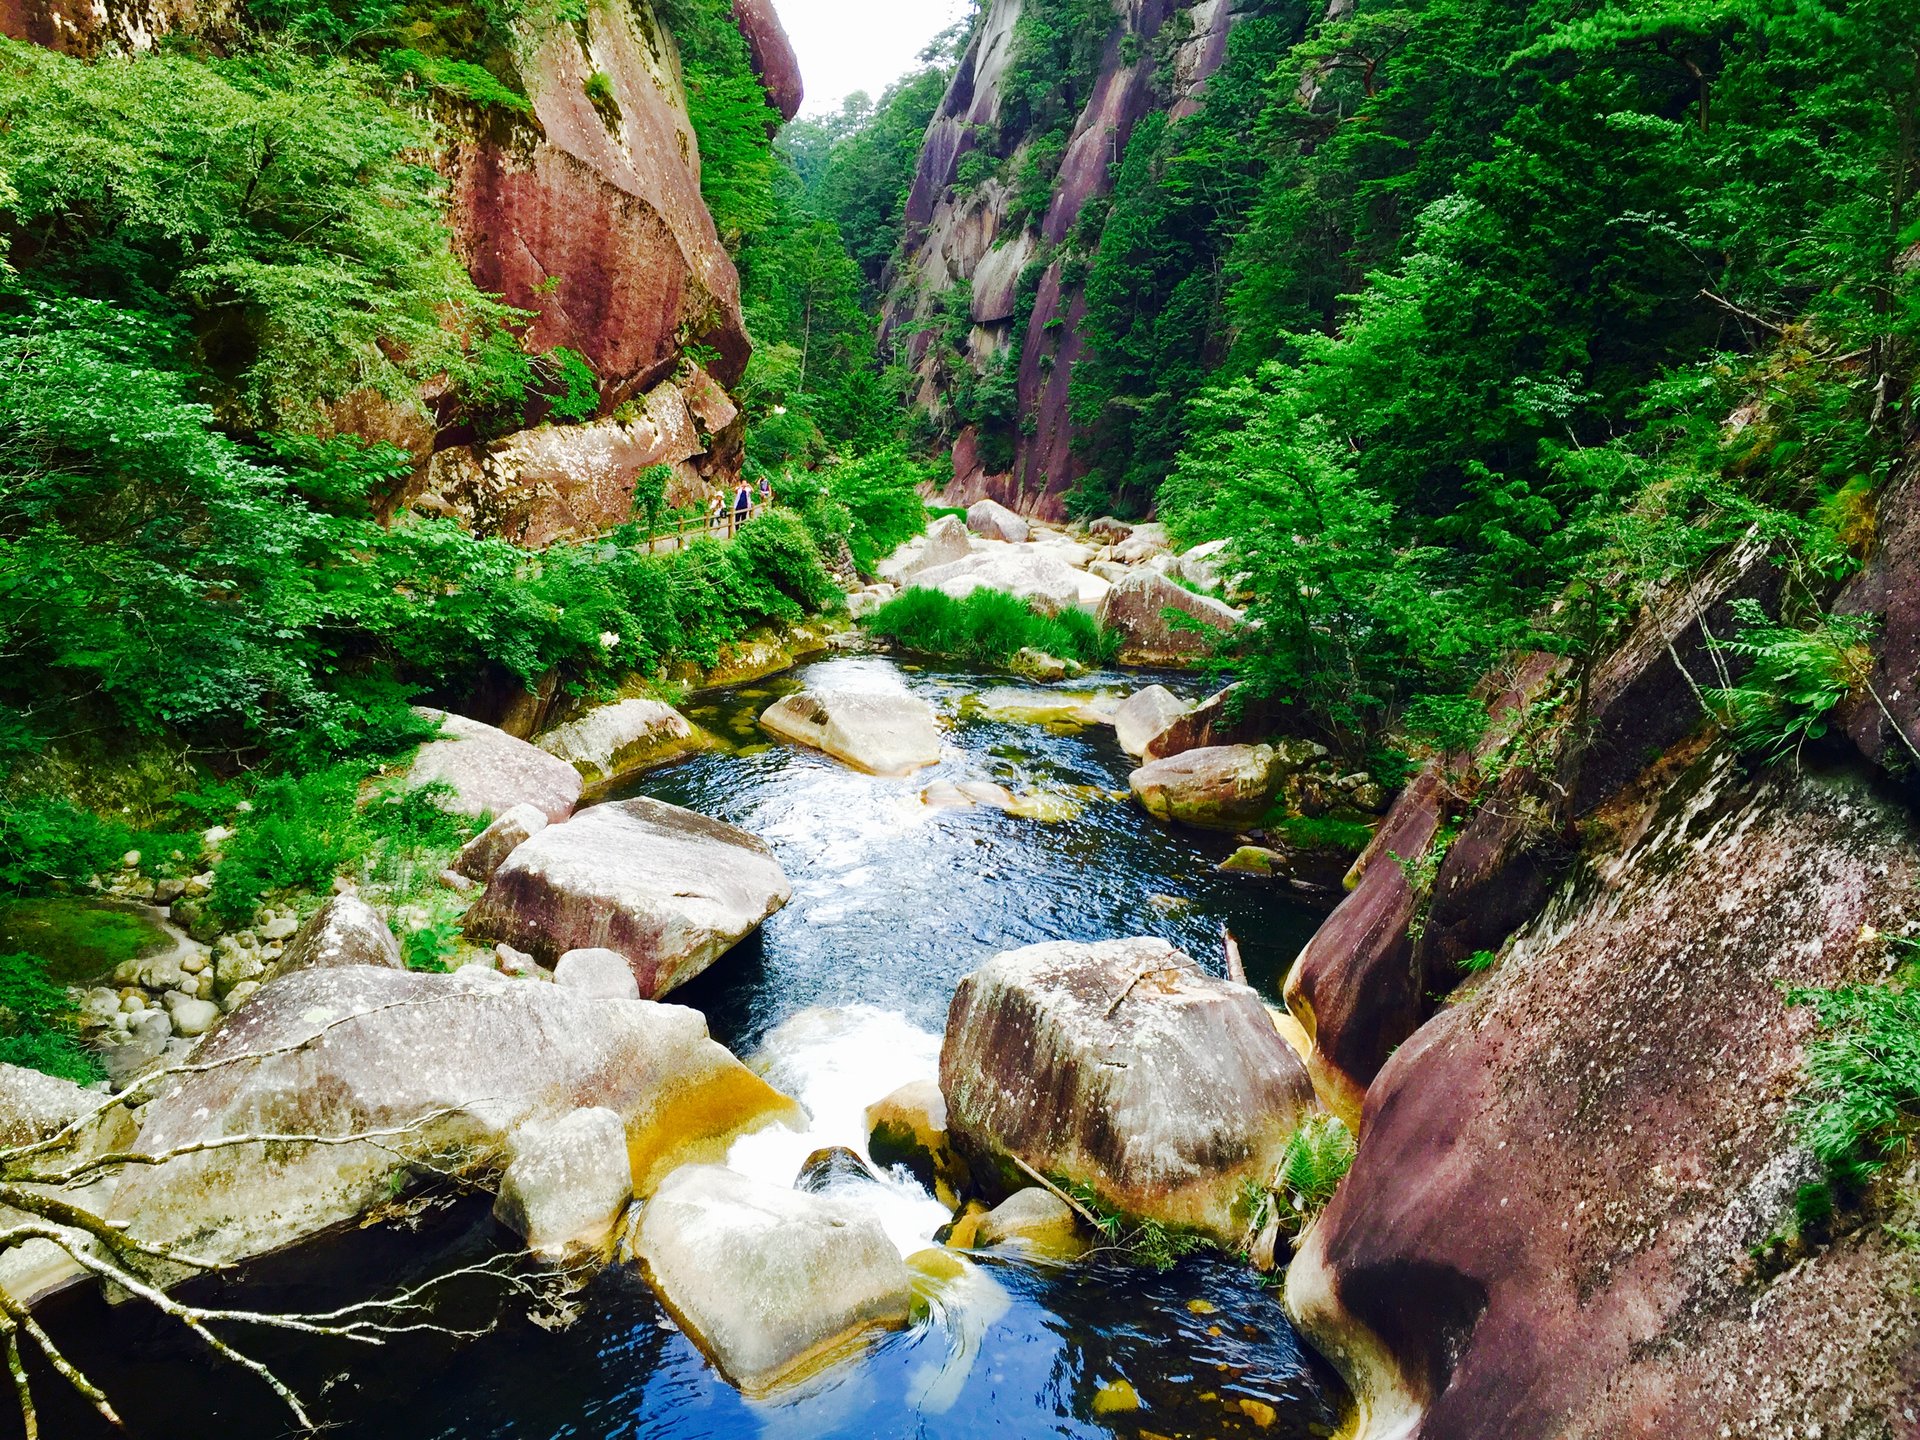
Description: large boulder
xmin=262 ymin=895 xmax=402 ymax=986
xmin=1130 ymin=743 xmax=1303 ymax=830
xmin=465 ymin=797 xmax=790 ymax=993
xmin=939 ymin=938 xmax=1316 ymax=1245
xmin=1143 ymin=684 xmax=1303 ymax=761
xmin=105 ymin=967 xmax=800 ymax=1269
xmin=535 ymin=698 xmax=708 ymax=790
xmin=759 ymin=690 xmax=943 ymax=776
xmin=1174 ymin=538 xmax=1233 ymax=594
xmin=633 ymin=1164 xmax=913 ymax=1394
xmin=1282 ymin=766 xmax=1447 ymax=1127
xmin=407 ymin=709 xmax=582 ymax=825
xmin=552 ymin=947 xmax=641 ymax=1001
xmin=966 ymin=497 xmax=1030 ymax=544
xmin=0 ymin=1062 xmax=98 ymax=1150
xmin=1834 ymin=460 xmax=1920 ymax=772
xmin=1288 ymin=755 xmax=1920 ymax=1440
xmin=1111 ymin=685 xmax=1190 ymax=759
xmin=493 ymin=1106 xmax=634 ymax=1266
xmin=878 ymin=514 xmax=974 ymax=583
xmin=1095 ymin=570 xmax=1245 ymax=665
xmin=909 ymin=549 xmax=1110 ymax=616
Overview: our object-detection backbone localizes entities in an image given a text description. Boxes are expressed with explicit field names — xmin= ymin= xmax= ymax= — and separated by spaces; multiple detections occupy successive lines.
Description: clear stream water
xmin=20 ymin=653 xmax=1348 ymax=1440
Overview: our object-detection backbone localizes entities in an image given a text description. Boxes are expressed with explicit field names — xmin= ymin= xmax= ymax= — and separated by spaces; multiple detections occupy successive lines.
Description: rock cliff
xmin=0 ymin=0 xmax=802 ymax=542
xmin=1282 ymin=469 xmax=1920 ymax=1437
xmin=880 ymin=0 xmax=1243 ymax=518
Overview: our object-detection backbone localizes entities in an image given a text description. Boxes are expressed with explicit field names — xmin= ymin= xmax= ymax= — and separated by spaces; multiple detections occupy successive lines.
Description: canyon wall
xmin=880 ymin=0 xmax=1242 ymax=519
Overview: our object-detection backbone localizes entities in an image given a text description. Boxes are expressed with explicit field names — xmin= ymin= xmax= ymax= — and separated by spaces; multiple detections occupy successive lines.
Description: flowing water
xmin=19 ymin=652 xmax=1349 ymax=1440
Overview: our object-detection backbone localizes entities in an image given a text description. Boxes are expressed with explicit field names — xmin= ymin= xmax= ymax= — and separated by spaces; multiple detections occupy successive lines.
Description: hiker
xmin=731 ymin=478 xmax=752 ymax=535
xmin=757 ymin=473 xmax=772 ymax=509
xmin=707 ymin=490 xmax=726 ymax=535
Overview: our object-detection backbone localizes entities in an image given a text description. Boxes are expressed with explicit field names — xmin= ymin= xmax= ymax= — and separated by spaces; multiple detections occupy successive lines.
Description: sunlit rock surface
xmin=465 ymin=797 xmax=790 ymax=992
xmin=940 ymin=937 xmax=1315 ymax=1245
xmin=633 ymin=1163 xmax=912 ymax=1394
xmin=106 ymin=967 xmax=798 ymax=1269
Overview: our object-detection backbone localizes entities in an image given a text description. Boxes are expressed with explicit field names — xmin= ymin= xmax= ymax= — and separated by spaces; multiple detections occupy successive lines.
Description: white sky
xmin=777 ymin=0 xmax=973 ymax=116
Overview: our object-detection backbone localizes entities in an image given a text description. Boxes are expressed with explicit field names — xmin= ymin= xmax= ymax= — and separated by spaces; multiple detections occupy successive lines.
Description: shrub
xmin=864 ymin=587 xmax=1116 ymax=668
xmin=1789 ymin=941 xmax=1920 ymax=1189
xmin=0 ymin=950 xmax=102 ymax=1083
xmin=1705 ymin=600 xmax=1878 ymax=764
xmin=1240 ymin=1115 xmax=1356 ymax=1245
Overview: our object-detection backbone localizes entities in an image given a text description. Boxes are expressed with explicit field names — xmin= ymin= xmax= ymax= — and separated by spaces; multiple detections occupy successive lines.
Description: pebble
xmin=259 ymin=915 xmax=298 ymax=942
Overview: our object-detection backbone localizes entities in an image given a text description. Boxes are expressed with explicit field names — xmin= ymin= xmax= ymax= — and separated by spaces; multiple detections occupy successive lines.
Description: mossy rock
xmin=0 ymin=898 xmax=173 ymax=985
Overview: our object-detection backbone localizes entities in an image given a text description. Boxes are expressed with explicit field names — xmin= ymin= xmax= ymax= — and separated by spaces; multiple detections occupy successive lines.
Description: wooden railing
xmin=634 ymin=501 xmax=767 ymax=554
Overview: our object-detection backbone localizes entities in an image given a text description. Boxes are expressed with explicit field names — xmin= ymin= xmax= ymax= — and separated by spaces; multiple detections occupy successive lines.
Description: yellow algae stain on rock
xmin=626 ymin=1061 xmax=803 ymax=1195
xmin=1091 ymin=1379 xmax=1140 ymax=1416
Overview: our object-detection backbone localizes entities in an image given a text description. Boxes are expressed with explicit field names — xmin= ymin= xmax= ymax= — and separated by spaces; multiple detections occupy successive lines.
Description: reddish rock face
xmin=449 ymin=6 xmax=750 ymax=408
xmin=883 ymin=0 xmax=1245 ymax=516
xmin=1288 ymin=753 xmax=1920 ymax=1439
xmin=729 ymin=0 xmax=802 ymax=121
xmin=0 ymin=0 xmax=229 ymax=54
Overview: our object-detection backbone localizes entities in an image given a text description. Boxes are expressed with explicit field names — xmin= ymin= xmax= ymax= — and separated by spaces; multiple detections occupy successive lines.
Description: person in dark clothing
xmin=731 ymin=480 xmax=752 ymax=535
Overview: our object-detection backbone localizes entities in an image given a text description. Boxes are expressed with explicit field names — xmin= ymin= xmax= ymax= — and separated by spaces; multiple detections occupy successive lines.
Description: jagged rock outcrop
xmin=729 ymin=0 xmax=803 ymax=121
xmin=883 ymin=0 xmax=1249 ymax=516
xmin=1287 ymin=752 xmax=1920 ymax=1440
xmin=940 ymin=937 xmax=1316 ymax=1245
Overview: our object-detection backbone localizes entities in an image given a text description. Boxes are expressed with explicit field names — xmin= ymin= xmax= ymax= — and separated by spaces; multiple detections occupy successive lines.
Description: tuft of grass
xmin=1789 ymin=938 xmax=1920 ymax=1189
xmin=1705 ymin=599 xmax=1877 ymax=764
xmin=1270 ymin=814 xmax=1376 ymax=854
xmin=864 ymin=587 xmax=1118 ymax=669
xmin=1065 ymin=1180 xmax=1208 ymax=1271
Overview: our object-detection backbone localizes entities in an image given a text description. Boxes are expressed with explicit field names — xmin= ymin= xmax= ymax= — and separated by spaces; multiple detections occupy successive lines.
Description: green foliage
xmin=0 ymin=951 xmax=102 ymax=1084
xmin=1271 ymin=814 xmax=1376 ymax=854
xmin=1705 ymin=600 xmax=1878 ymax=764
xmin=864 ymin=588 xmax=1117 ymax=670
xmin=655 ymin=0 xmax=782 ymax=246
xmin=1790 ymin=942 xmax=1920 ymax=1189
xmin=0 ymin=39 xmax=528 ymax=426
xmin=800 ymin=447 xmax=943 ymax=572
xmin=1460 ymin=948 xmax=1498 ymax=974
xmin=0 ymin=798 xmax=144 ymax=894
xmin=1239 ymin=1114 xmax=1356 ymax=1244
xmin=0 ymin=900 xmax=173 ymax=986
xmin=384 ymin=48 xmax=532 ymax=112
xmin=1064 ymin=1181 xmax=1208 ymax=1271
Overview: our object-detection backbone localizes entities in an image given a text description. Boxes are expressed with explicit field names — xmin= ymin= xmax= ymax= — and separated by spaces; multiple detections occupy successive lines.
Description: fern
xmin=1705 ymin=599 xmax=1877 ymax=764
xmin=1788 ymin=937 xmax=1920 ymax=1188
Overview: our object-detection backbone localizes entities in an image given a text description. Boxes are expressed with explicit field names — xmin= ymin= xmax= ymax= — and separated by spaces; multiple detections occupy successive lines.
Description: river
xmin=17 ymin=652 xmax=1349 ymax=1440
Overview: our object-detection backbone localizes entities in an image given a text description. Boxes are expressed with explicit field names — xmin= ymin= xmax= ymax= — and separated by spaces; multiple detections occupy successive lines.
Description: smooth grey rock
xmin=1095 ymin=569 xmax=1244 ymax=664
xmin=465 ymin=798 xmax=790 ymax=996
xmin=492 ymin=1107 xmax=634 ymax=1265
xmin=265 ymin=896 xmax=402 ymax=985
xmin=105 ymin=967 xmax=800 ymax=1271
xmin=407 ymin=708 xmax=582 ymax=825
xmin=1112 ymin=686 xmax=1191 ymax=759
xmin=965 ymin=497 xmax=1030 ymax=544
xmin=166 ymin=997 xmax=221 ymax=1038
xmin=536 ymin=699 xmax=707 ymax=790
xmin=759 ymin=690 xmax=942 ymax=776
xmin=909 ymin=549 xmax=1109 ymax=616
xmin=633 ymin=1164 xmax=912 ymax=1394
xmin=1130 ymin=744 xmax=1286 ymax=830
xmin=553 ymin=948 xmax=641 ymax=1001
xmin=940 ymin=937 xmax=1315 ymax=1245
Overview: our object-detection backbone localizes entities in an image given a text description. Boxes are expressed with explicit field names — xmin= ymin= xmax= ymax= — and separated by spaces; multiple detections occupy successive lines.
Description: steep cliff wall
xmin=0 ymin=0 xmax=800 ymax=542
xmin=1282 ymin=473 xmax=1920 ymax=1438
xmin=881 ymin=0 xmax=1243 ymax=519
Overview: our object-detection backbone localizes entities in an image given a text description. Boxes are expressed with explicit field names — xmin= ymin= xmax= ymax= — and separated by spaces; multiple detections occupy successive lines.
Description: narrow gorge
xmin=0 ymin=0 xmax=1916 ymax=1437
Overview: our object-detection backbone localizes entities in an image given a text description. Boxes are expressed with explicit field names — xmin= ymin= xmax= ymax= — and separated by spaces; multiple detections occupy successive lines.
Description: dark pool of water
xmin=12 ymin=654 xmax=1347 ymax=1440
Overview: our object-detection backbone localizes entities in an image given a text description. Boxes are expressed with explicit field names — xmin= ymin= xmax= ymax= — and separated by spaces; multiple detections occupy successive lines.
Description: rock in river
xmin=493 ymin=1106 xmax=635 ymax=1266
xmin=1095 ymin=570 xmax=1244 ymax=665
xmin=535 ymin=697 xmax=708 ymax=790
xmin=633 ymin=1164 xmax=913 ymax=1395
xmin=1111 ymin=685 xmax=1190 ymax=758
xmin=407 ymin=708 xmax=582 ymax=824
xmin=759 ymin=689 xmax=943 ymax=776
xmin=466 ymin=797 xmax=790 ymax=994
xmin=1129 ymin=743 xmax=1288 ymax=830
xmin=106 ymin=967 xmax=800 ymax=1270
xmin=940 ymin=937 xmax=1316 ymax=1245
